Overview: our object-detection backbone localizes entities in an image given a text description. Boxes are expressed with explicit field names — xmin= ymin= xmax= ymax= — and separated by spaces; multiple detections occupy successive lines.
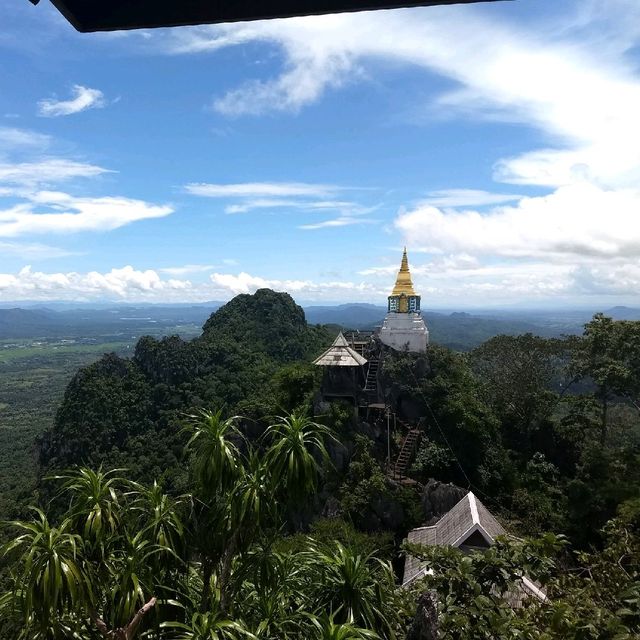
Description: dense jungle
xmin=1 ymin=288 xmax=639 ymax=639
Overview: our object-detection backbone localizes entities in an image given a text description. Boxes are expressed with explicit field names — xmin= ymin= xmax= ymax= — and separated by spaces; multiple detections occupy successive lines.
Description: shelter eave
xmin=44 ymin=0 xmax=509 ymax=32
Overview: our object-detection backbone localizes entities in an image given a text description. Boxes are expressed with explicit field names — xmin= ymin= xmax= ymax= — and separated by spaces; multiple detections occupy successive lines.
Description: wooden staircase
xmin=363 ymin=359 xmax=379 ymax=402
xmin=389 ymin=427 xmax=421 ymax=481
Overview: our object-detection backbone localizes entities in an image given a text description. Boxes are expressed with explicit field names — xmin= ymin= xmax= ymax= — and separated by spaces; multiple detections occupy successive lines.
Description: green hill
xmin=38 ymin=289 xmax=331 ymax=487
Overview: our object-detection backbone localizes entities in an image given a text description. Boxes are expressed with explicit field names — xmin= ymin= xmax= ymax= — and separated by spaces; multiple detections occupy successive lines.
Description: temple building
xmin=313 ymin=332 xmax=368 ymax=411
xmin=403 ymin=492 xmax=547 ymax=606
xmin=378 ymin=249 xmax=429 ymax=353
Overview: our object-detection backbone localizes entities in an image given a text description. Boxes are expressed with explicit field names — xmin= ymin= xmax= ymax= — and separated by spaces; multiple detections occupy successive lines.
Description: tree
xmin=382 ymin=346 xmax=503 ymax=492
xmin=304 ymin=542 xmax=399 ymax=638
xmin=405 ymin=522 xmax=640 ymax=640
xmin=184 ymin=409 xmax=243 ymax=497
xmin=1 ymin=469 xmax=185 ymax=640
xmin=264 ymin=412 xmax=335 ymax=508
xmin=470 ymin=334 xmax=565 ymax=454
xmin=570 ymin=314 xmax=640 ymax=444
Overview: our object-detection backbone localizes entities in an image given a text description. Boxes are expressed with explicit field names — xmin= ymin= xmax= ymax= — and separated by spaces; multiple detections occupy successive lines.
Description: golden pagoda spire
xmin=391 ymin=247 xmax=416 ymax=296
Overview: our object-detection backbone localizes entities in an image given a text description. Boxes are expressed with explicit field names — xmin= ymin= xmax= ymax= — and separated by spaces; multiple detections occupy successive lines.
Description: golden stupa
xmin=391 ymin=247 xmax=417 ymax=297
xmin=380 ymin=247 xmax=429 ymax=352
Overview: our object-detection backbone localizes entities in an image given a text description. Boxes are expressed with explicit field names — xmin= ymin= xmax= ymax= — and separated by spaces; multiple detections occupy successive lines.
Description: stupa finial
xmin=391 ymin=247 xmax=416 ymax=296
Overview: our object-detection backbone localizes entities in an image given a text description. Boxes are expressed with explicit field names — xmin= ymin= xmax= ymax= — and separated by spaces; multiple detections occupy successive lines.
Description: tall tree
xmin=571 ymin=314 xmax=640 ymax=444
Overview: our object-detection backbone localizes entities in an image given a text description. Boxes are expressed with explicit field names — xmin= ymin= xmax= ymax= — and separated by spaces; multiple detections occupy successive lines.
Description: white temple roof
xmin=313 ymin=332 xmax=368 ymax=367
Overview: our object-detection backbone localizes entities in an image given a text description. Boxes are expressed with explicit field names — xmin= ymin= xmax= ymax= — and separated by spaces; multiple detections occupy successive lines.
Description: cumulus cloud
xmin=0 ymin=266 xmax=192 ymax=301
xmin=395 ymin=183 xmax=640 ymax=260
xmin=0 ymin=266 xmax=387 ymax=303
xmin=0 ymin=191 xmax=173 ymax=237
xmin=210 ymin=271 xmax=385 ymax=300
xmin=38 ymin=85 xmax=106 ymax=117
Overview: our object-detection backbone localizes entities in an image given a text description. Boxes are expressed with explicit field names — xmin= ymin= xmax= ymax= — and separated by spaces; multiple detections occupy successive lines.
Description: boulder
xmin=421 ymin=478 xmax=467 ymax=524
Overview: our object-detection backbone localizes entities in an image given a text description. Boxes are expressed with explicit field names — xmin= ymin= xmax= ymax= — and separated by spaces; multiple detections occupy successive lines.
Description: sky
xmin=1 ymin=0 xmax=640 ymax=308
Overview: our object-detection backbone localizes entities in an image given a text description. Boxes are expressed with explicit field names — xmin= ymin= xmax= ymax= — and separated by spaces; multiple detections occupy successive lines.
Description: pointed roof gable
xmin=402 ymin=492 xmax=547 ymax=605
xmin=390 ymin=247 xmax=417 ymax=297
xmin=403 ymin=492 xmax=506 ymax=585
xmin=313 ymin=332 xmax=368 ymax=367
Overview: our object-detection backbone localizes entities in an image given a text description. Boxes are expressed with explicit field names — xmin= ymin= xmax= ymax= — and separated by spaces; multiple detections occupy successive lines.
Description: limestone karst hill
xmin=38 ymin=289 xmax=332 ymax=487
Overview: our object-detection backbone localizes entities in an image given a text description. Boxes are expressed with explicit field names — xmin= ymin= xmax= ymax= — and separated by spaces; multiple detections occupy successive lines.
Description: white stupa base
xmin=379 ymin=312 xmax=429 ymax=353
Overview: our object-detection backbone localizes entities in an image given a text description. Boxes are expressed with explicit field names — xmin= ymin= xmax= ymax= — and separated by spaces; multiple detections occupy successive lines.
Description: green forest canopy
xmin=1 ymin=290 xmax=639 ymax=638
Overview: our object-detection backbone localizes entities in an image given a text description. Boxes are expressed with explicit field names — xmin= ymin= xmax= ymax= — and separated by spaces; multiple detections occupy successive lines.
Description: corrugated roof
xmin=313 ymin=332 xmax=368 ymax=367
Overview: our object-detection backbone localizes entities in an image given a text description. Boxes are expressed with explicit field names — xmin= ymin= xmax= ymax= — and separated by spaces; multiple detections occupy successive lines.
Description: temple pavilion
xmin=313 ymin=332 xmax=368 ymax=410
xmin=378 ymin=249 xmax=429 ymax=353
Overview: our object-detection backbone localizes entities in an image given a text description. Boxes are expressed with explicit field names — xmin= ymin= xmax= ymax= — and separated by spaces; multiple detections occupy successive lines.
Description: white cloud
xmin=299 ymin=216 xmax=376 ymax=230
xmin=0 ymin=191 xmax=173 ymax=237
xmin=0 ymin=127 xmax=51 ymax=152
xmin=0 ymin=266 xmax=386 ymax=303
xmin=224 ymin=198 xmax=373 ymax=215
xmin=395 ymin=182 xmax=640 ymax=260
xmin=186 ymin=181 xmax=376 ymax=228
xmin=210 ymin=270 xmax=385 ymax=300
xmin=159 ymin=264 xmax=217 ymax=276
xmin=0 ymin=159 xmax=110 ymax=187
xmin=163 ymin=6 xmax=640 ymax=192
xmin=0 ymin=266 xmax=191 ymax=301
xmin=421 ymin=189 xmax=524 ymax=208
xmin=185 ymin=181 xmax=338 ymax=198
xmin=0 ymin=240 xmax=74 ymax=260
xmin=0 ymin=128 xmax=172 ymax=249
xmin=38 ymin=85 xmax=106 ymax=117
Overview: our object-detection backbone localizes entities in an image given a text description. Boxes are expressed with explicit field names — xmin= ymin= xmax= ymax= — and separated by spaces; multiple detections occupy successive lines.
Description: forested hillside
xmin=38 ymin=289 xmax=331 ymax=489
xmin=1 ymin=291 xmax=639 ymax=639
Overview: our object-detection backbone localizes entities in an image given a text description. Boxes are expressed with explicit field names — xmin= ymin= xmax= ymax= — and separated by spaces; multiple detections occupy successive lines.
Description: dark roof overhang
xmin=31 ymin=0 xmax=508 ymax=33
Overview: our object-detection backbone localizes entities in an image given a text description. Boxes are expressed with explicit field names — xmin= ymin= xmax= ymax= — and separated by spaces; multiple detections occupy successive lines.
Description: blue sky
xmin=1 ymin=0 xmax=640 ymax=307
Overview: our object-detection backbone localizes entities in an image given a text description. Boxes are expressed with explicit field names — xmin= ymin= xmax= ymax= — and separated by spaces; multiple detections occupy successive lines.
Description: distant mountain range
xmin=1 ymin=302 xmax=638 ymax=350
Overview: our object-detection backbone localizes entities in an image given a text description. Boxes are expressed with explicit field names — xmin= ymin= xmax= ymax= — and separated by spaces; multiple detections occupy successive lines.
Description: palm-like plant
xmin=305 ymin=542 xmax=398 ymax=638
xmin=97 ymin=529 xmax=164 ymax=631
xmin=185 ymin=409 xmax=243 ymax=496
xmin=234 ymin=548 xmax=307 ymax=638
xmin=230 ymin=451 xmax=277 ymax=536
xmin=309 ymin=615 xmax=380 ymax=640
xmin=129 ymin=480 xmax=185 ymax=564
xmin=52 ymin=467 xmax=126 ymax=544
xmin=163 ymin=611 xmax=254 ymax=640
xmin=1 ymin=508 xmax=87 ymax=637
xmin=264 ymin=413 xmax=335 ymax=506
